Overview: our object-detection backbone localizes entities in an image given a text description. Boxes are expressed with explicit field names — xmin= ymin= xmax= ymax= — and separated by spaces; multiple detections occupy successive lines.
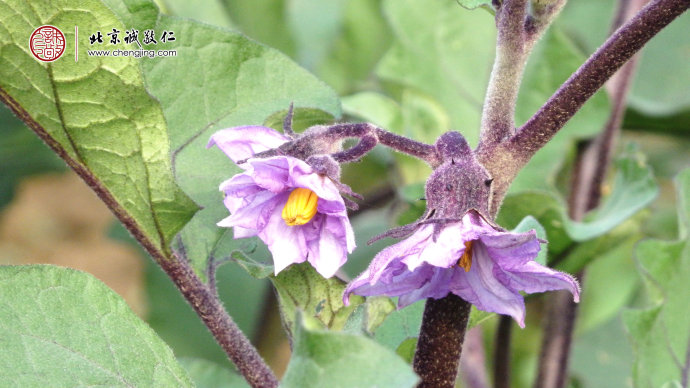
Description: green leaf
xmin=104 ymin=0 xmax=341 ymax=279
xmin=316 ymin=0 xmax=393 ymax=94
xmin=498 ymin=150 xmax=658 ymax=252
xmin=271 ymin=262 xmax=363 ymax=335
xmin=221 ymin=0 xmax=297 ymax=57
xmin=564 ymin=149 xmax=658 ymax=241
xmin=281 ymin=315 xmax=419 ymax=388
xmin=395 ymin=338 xmax=417 ymax=364
xmin=0 ymin=265 xmax=191 ymax=387
xmin=374 ymin=300 xmax=424 ymax=352
xmin=377 ymin=0 xmax=496 ymax=147
xmin=623 ymin=168 xmax=690 ymax=387
xmin=0 ymin=0 xmax=198 ymax=258
xmin=179 ymin=357 xmax=249 ymax=388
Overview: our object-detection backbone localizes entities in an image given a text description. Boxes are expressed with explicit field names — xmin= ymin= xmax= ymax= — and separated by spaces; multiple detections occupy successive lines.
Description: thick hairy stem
xmin=414 ymin=295 xmax=472 ymax=388
xmin=535 ymin=2 xmax=648 ymax=387
xmin=493 ymin=315 xmax=513 ymax=388
xmin=480 ymin=0 xmax=567 ymax=148
xmin=0 ymin=89 xmax=278 ymax=388
xmin=480 ymin=0 xmax=529 ymax=145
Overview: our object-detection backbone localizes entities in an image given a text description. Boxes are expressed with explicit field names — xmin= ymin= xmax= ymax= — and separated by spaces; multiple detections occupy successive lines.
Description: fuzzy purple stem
xmin=321 ymin=122 xmax=441 ymax=166
xmin=511 ymin=0 xmax=689 ymax=161
xmin=479 ymin=0 xmax=529 ymax=145
xmin=413 ymin=294 xmax=472 ymax=388
xmin=159 ymin=257 xmax=279 ymax=388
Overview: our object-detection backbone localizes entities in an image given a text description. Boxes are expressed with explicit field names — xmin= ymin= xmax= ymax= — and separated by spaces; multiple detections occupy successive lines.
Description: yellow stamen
xmin=458 ymin=241 xmax=473 ymax=272
xmin=282 ymin=188 xmax=319 ymax=226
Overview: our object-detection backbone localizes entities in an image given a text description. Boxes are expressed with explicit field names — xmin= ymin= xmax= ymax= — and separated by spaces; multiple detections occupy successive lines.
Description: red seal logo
xmin=30 ymin=25 xmax=66 ymax=62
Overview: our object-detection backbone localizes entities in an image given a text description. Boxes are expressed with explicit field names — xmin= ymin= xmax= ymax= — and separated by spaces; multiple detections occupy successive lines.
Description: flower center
xmin=282 ymin=188 xmax=319 ymax=226
xmin=458 ymin=241 xmax=473 ymax=272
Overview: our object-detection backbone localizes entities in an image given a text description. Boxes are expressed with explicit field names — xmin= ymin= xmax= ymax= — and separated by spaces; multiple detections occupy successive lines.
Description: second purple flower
xmin=209 ymin=125 xmax=355 ymax=278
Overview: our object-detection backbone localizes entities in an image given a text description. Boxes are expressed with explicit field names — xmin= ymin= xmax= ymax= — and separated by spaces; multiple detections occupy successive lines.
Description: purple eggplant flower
xmin=344 ymin=210 xmax=579 ymax=327
xmin=208 ymin=126 xmax=356 ymax=278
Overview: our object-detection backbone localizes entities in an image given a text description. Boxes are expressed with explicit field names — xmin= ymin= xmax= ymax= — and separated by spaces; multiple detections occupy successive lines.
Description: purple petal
xmin=218 ymin=191 xmax=285 ymax=231
xmin=208 ymin=126 xmax=289 ymax=163
xmin=260 ymin=205 xmax=308 ymax=274
xmin=496 ymin=261 xmax=580 ymax=302
xmin=450 ymin=242 xmax=527 ymax=327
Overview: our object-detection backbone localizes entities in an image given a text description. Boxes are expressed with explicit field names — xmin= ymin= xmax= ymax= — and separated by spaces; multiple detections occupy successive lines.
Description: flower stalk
xmin=413 ymin=294 xmax=472 ymax=388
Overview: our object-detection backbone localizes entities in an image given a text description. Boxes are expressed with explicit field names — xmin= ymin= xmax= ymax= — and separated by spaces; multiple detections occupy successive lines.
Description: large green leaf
xmin=0 ymin=265 xmax=191 ymax=386
xmin=0 ymin=0 xmax=198 ymax=258
xmin=281 ymin=315 xmax=419 ymax=388
xmin=103 ymin=0 xmax=341 ymax=280
xmin=623 ymin=168 xmax=690 ymax=388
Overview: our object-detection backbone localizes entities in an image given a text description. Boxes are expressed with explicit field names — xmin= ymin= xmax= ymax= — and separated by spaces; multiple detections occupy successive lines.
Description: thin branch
xmin=511 ymin=0 xmax=689 ymax=163
xmin=413 ymin=294 xmax=472 ymax=388
xmin=319 ymin=122 xmax=441 ymax=166
xmin=159 ymin=257 xmax=279 ymax=388
xmin=493 ymin=315 xmax=513 ymax=388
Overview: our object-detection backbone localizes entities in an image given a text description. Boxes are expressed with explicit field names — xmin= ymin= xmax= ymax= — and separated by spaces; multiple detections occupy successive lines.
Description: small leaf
xmin=0 ymin=265 xmax=191 ymax=387
xmin=271 ymin=262 xmax=363 ymax=335
xmin=396 ymin=338 xmax=418 ymax=364
xmin=564 ymin=148 xmax=658 ymax=241
xmin=498 ymin=151 xmax=658 ymax=252
xmin=281 ymin=315 xmax=419 ymax=388
xmin=468 ymin=306 xmax=496 ymax=329
xmin=374 ymin=300 xmax=424 ymax=351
